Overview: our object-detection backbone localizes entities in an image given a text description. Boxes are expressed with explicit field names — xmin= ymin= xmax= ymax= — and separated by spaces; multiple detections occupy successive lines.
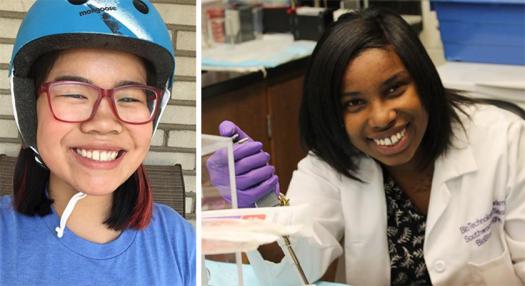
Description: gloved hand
xmin=206 ymin=120 xmax=280 ymax=208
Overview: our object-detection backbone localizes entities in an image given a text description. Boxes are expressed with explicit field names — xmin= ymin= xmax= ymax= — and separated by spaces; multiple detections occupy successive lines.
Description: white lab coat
xmin=247 ymin=104 xmax=525 ymax=285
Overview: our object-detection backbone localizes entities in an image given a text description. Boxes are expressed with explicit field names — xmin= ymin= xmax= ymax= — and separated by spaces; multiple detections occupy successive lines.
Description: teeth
xmin=390 ymin=134 xmax=398 ymax=144
xmin=75 ymin=148 xmax=119 ymax=161
xmin=374 ymin=129 xmax=406 ymax=147
xmin=92 ymin=150 xmax=100 ymax=161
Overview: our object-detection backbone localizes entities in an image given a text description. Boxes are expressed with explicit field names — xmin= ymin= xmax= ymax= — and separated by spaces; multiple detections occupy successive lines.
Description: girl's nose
xmin=368 ymin=100 xmax=397 ymax=130
xmin=80 ymin=97 xmax=123 ymax=134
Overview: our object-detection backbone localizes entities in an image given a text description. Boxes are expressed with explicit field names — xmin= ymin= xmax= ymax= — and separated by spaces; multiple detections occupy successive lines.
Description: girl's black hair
xmin=299 ymin=8 xmax=524 ymax=181
xmin=13 ymin=148 xmax=147 ymax=230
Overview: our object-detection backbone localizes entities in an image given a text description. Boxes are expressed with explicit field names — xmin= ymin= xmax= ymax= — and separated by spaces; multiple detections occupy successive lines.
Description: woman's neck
xmin=48 ymin=175 xmax=122 ymax=243
xmin=385 ymin=163 xmax=434 ymax=191
xmin=383 ymin=152 xmax=435 ymax=214
xmin=383 ymin=146 xmax=433 ymax=186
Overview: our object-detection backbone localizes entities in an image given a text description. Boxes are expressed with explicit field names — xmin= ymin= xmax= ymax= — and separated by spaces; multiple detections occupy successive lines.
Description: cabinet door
xmin=202 ymin=82 xmax=270 ymax=149
xmin=267 ymin=76 xmax=307 ymax=192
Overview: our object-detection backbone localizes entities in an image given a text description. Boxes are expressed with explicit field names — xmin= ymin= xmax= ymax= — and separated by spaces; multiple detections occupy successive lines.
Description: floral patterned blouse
xmin=384 ymin=173 xmax=432 ymax=285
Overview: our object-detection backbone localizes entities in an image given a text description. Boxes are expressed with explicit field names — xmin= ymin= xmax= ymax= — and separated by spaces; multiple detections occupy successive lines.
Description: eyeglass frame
xmin=38 ymin=80 xmax=163 ymax=125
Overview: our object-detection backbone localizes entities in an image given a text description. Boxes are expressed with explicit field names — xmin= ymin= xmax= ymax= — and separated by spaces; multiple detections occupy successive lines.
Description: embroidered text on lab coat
xmin=459 ymin=200 xmax=505 ymax=246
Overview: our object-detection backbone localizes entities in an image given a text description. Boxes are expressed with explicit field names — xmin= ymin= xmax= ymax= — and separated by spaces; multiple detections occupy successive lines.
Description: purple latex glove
xmin=206 ymin=120 xmax=280 ymax=208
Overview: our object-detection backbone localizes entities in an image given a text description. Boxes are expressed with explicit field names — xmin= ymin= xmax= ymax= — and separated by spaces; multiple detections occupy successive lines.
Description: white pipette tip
xmin=236 ymin=138 xmax=249 ymax=144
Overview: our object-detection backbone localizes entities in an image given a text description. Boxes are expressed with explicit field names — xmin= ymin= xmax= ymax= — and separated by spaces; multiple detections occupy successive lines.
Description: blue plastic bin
xmin=431 ymin=0 xmax=525 ymax=65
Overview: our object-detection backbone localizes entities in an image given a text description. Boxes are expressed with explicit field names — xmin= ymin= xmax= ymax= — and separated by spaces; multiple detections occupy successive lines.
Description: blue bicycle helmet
xmin=9 ymin=0 xmax=175 ymax=157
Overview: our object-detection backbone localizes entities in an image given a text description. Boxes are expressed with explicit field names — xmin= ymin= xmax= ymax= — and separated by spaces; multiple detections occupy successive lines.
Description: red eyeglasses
xmin=39 ymin=81 xmax=163 ymax=124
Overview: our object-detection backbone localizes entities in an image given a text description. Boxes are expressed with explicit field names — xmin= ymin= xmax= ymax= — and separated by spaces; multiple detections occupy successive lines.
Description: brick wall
xmin=0 ymin=0 xmax=196 ymax=219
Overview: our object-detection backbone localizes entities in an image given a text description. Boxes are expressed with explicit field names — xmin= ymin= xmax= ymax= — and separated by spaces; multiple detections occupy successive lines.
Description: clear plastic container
xmin=252 ymin=4 xmax=263 ymax=39
xmin=201 ymin=134 xmax=244 ymax=286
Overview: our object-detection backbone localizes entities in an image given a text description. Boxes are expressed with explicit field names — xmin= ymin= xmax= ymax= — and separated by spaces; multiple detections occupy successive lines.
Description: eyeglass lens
xmin=48 ymin=83 xmax=157 ymax=123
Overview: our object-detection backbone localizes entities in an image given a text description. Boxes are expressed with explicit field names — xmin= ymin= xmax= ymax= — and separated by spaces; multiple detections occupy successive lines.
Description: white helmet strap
xmin=55 ymin=192 xmax=87 ymax=238
xmin=153 ymin=81 xmax=171 ymax=136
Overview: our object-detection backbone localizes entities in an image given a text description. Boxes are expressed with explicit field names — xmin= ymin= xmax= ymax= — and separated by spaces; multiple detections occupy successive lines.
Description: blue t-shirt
xmin=0 ymin=195 xmax=195 ymax=286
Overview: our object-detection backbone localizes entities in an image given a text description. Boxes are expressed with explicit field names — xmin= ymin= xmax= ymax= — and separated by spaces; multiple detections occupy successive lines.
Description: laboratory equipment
xmin=206 ymin=6 xmax=226 ymax=44
xmin=225 ymin=5 xmax=256 ymax=44
xmin=292 ymin=7 xmax=333 ymax=41
xmin=201 ymin=134 xmax=243 ymax=286
xmin=202 ymin=134 xmax=311 ymax=285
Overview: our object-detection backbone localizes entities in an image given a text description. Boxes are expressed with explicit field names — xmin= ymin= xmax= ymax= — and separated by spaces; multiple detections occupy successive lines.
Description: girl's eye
xmin=344 ymin=99 xmax=365 ymax=112
xmin=118 ymin=97 xmax=141 ymax=103
xmin=388 ymin=86 xmax=398 ymax=94
xmin=61 ymin=94 xmax=87 ymax=100
xmin=385 ymin=81 xmax=407 ymax=97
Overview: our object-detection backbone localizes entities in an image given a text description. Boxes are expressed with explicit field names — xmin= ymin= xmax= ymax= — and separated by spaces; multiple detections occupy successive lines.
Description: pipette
xmin=232 ymin=134 xmax=310 ymax=285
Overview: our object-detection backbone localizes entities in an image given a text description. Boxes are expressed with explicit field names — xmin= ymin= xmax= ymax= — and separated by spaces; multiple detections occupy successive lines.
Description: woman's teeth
xmin=75 ymin=149 xmax=119 ymax=161
xmin=374 ymin=129 xmax=406 ymax=146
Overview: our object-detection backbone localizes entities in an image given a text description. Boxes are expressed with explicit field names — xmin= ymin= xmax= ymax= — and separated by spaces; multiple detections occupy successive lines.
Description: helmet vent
xmin=133 ymin=0 xmax=149 ymax=14
xmin=68 ymin=0 xmax=88 ymax=5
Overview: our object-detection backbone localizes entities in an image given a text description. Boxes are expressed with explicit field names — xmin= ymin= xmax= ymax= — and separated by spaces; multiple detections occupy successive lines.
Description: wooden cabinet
xmin=202 ymin=67 xmax=307 ymax=192
xmin=202 ymin=82 xmax=270 ymax=149
xmin=266 ymin=76 xmax=305 ymax=192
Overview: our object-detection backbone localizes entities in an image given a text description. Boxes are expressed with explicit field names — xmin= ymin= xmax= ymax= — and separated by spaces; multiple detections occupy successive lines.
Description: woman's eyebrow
xmin=53 ymin=76 xmax=145 ymax=88
xmin=341 ymin=71 xmax=410 ymax=97
xmin=54 ymin=75 xmax=92 ymax=84
xmin=341 ymin=91 xmax=360 ymax=98
xmin=381 ymin=71 xmax=409 ymax=88
xmin=115 ymin=80 xmax=147 ymax=87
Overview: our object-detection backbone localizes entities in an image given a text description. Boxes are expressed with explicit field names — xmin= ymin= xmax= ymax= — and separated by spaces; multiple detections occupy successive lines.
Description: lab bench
xmin=202 ymin=57 xmax=309 ymax=192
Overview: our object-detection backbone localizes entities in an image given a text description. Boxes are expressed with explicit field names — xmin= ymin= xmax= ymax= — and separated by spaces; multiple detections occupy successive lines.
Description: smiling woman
xmin=0 ymin=1 xmax=195 ymax=285
xmin=340 ymin=48 xmax=429 ymax=171
xmin=211 ymin=7 xmax=525 ymax=286
xmin=31 ymin=49 xmax=155 ymax=236
xmin=36 ymin=49 xmax=153 ymax=198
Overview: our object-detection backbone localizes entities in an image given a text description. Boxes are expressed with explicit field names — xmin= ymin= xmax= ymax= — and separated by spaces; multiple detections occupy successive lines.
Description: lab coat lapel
xmin=425 ymin=136 xmax=478 ymax=240
xmin=346 ymin=157 xmax=390 ymax=285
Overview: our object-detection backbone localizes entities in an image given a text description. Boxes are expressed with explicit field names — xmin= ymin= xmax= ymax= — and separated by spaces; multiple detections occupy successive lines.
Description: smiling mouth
xmin=372 ymin=128 xmax=406 ymax=147
xmin=367 ymin=125 xmax=411 ymax=156
xmin=74 ymin=148 xmax=124 ymax=162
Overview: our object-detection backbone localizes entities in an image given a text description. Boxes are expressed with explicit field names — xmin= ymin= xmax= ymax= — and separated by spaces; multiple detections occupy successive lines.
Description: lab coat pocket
xmin=468 ymin=249 xmax=522 ymax=286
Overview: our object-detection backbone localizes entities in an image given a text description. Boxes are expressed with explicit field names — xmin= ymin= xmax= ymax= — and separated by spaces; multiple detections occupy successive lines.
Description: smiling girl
xmin=0 ymin=1 xmax=195 ymax=285
xmin=215 ymin=8 xmax=525 ymax=285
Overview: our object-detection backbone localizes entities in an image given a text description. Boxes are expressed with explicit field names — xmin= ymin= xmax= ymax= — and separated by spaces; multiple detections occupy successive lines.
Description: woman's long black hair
xmin=299 ymin=8 xmax=524 ymax=181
